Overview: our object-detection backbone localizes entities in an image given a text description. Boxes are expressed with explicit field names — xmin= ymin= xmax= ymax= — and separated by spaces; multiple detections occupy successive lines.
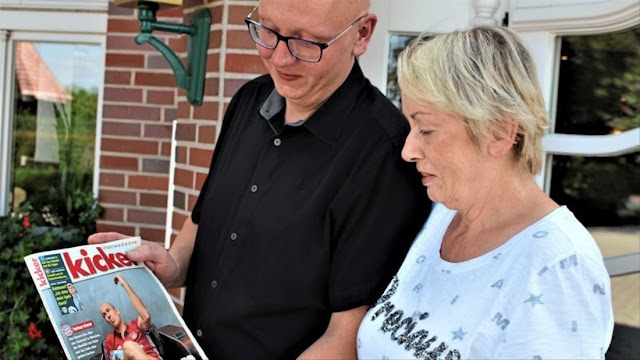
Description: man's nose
xmin=270 ymin=40 xmax=296 ymax=66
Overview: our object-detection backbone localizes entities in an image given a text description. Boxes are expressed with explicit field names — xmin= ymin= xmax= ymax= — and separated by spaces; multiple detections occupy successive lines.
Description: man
xmin=67 ymin=283 xmax=84 ymax=312
xmin=99 ymin=275 xmax=160 ymax=360
xmin=90 ymin=0 xmax=430 ymax=358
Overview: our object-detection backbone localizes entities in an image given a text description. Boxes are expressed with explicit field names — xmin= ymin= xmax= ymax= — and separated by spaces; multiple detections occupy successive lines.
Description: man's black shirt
xmin=184 ymin=62 xmax=431 ymax=359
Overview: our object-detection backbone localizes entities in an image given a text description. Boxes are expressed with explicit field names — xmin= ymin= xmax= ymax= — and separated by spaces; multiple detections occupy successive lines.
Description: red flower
xmin=28 ymin=322 xmax=42 ymax=339
xmin=22 ymin=216 xmax=31 ymax=228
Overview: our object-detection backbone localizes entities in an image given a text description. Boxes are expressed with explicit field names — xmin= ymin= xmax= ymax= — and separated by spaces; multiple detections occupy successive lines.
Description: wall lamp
xmin=115 ymin=0 xmax=211 ymax=106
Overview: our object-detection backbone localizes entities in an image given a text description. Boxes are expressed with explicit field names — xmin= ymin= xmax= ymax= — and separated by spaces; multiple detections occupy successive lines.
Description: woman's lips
xmin=420 ymin=172 xmax=435 ymax=186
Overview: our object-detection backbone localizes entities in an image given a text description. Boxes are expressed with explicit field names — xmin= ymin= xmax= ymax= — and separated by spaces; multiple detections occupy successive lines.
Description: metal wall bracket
xmin=134 ymin=1 xmax=210 ymax=106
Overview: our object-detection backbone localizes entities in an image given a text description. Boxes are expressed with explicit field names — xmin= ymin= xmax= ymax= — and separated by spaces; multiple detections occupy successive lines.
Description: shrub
xmin=0 ymin=190 xmax=101 ymax=359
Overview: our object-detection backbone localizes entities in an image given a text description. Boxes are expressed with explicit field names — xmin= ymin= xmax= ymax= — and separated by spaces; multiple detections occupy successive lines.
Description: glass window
xmin=10 ymin=41 xmax=101 ymax=211
xmin=551 ymin=27 xmax=640 ymax=332
xmin=387 ymin=34 xmax=416 ymax=107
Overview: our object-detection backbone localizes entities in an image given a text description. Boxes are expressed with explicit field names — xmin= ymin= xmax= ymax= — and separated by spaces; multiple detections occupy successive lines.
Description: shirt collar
xmin=258 ymin=60 xmax=367 ymax=146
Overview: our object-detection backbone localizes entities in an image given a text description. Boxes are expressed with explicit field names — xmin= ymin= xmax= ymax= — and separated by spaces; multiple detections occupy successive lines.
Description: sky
xmin=33 ymin=42 xmax=102 ymax=91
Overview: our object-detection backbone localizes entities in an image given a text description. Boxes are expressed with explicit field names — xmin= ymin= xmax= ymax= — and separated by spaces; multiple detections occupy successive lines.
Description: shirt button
xmin=250 ymin=185 xmax=258 ymax=193
xmin=196 ymin=329 xmax=203 ymax=337
xmin=230 ymin=232 xmax=238 ymax=240
xmin=274 ymin=138 xmax=281 ymax=146
xmin=211 ymin=280 xmax=218 ymax=288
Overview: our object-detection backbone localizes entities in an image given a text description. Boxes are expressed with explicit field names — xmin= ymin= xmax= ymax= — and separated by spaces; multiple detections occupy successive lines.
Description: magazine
xmin=24 ymin=237 xmax=208 ymax=360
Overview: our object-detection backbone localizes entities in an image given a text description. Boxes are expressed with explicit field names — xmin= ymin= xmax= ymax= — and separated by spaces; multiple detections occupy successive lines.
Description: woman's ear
xmin=488 ymin=115 xmax=519 ymax=158
xmin=352 ymin=14 xmax=377 ymax=57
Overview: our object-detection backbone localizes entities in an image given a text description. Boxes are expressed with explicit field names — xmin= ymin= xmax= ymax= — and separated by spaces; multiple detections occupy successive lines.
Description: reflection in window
xmin=552 ymin=28 xmax=640 ymax=334
xmin=387 ymin=34 xmax=416 ymax=107
xmin=11 ymin=42 xmax=100 ymax=211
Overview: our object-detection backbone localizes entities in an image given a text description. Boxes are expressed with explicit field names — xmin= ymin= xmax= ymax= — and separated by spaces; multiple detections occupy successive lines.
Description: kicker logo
xmin=63 ymin=248 xmax=136 ymax=279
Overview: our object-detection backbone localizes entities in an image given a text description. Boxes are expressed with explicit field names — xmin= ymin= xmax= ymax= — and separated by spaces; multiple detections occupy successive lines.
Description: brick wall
xmin=97 ymin=0 xmax=266 ymax=309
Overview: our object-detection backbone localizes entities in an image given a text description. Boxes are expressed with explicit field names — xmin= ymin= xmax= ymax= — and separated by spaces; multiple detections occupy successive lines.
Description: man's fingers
xmin=126 ymin=243 xmax=168 ymax=263
xmin=87 ymin=232 xmax=130 ymax=244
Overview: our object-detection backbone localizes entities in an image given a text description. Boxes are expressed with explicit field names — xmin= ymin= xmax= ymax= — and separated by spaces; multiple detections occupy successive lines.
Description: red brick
xmin=182 ymin=0 xmax=206 ymax=9
xmin=209 ymin=5 xmax=223 ymax=24
xmin=174 ymin=168 xmax=194 ymax=188
xmin=176 ymin=146 xmax=188 ymax=164
xmin=96 ymin=222 xmax=135 ymax=235
xmin=204 ymin=77 xmax=219 ymax=96
xmin=106 ymin=53 xmax=145 ymax=68
xmin=144 ymin=124 xmax=172 ymax=139
xmin=128 ymin=209 xmax=166 ymax=225
xmin=140 ymin=227 xmax=167 ymax=243
xmin=147 ymin=54 xmax=171 ymax=69
xmin=189 ymin=147 xmax=213 ymax=168
xmin=103 ymin=104 xmax=161 ymax=121
xmin=101 ymin=138 xmax=158 ymax=155
xmin=129 ymin=175 xmax=169 ymax=190
xmin=100 ymin=155 xmax=139 ymax=171
xmin=173 ymin=190 xmax=186 ymax=210
xmin=107 ymin=35 xmax=151 ymax=51
xmin=148 ymin=90 xmax=175 ymax=105
xmin=102 ymin=207 xmax=124 ymax=222
xmin=135 ymin=72 xmax=177 ymax=87
xmin=168 ymin=37 xmax=187 ymax=54
xmin=140 ymin=193 xmax=168 ymax=207
xmin=172 ymin=211 xmax=188 ymax=230
xmin=188 ymin=194 xmax=199 ymax=211
xmin=161 ymin=142 xmax=172 ymax=156
xmin=195 ymin=172 xmax=208 ymax=190
xmin=100 ymin=173 xmax=125 ymax=187
xmin=224 ymin=79 xmax=248 ymax=97
xmin=102 ymin=121 xmax=141 ymax=137
xmin=164 ymin=108 xmax=177 ymax=122
xmin=176 ymin=123 xmax=196 ymax=141
xmin=209 ymin=30 xmax=222 ymax=49
xmin=176 ymin=102 xmax=191 ymax=119
xmin=142 ymin=158 xmax=170 ymax=173
xmin=105 ymin=70 xmax=131 ymax=85
xmin=108 ymin=19 xmax=141 ymax=33
xmin=193 ymin=101 xmax=218 ymax=120
xmin=228 ymin=5 xmax=255 ymax=25
xmin=108 ymin=2 xmax=134 ymax=16
xmin=104 ymin=87 xmax=143 ymax=102
xmin=198 ymin=124 xmax=216 ymax=143
xmin=225 ymin=54 xmax=265 ymax=73
xmin=99 ymin=189 xmax=137 ymax=205
xmin=205 ymin=53 xmax=220 ymax=72
xmin=227 ymin=30 xmax=254 ymax=50
xmin=157 ymin=6 xmax=182 ymax=18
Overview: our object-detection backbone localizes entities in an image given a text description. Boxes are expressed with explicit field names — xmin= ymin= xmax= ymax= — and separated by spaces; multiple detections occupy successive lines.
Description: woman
xmin=357 ymin=26 xmax=613 ymax=360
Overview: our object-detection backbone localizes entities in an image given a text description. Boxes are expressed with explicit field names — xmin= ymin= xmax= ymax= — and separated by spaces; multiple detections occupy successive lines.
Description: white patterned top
xmin=357 ymin=203 xmax=614 ymax=360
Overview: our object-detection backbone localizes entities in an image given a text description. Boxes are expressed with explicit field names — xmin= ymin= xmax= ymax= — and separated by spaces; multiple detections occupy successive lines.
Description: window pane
xmin=555 ymin=27 xmax=640 ymax=135
xmin=11 ymin=41 xmax=101 ymax=210
xmin=387 ymin=34 xmax=416 ymax=107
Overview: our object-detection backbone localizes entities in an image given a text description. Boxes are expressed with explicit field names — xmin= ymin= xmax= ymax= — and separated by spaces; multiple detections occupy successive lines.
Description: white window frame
xmin=0 ymin=6 xmax=107 ymax=215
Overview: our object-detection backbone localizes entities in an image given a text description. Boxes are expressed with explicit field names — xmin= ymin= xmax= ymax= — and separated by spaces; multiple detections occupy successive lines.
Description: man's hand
xmin=88 ymin=232 xmax=181 ymax=288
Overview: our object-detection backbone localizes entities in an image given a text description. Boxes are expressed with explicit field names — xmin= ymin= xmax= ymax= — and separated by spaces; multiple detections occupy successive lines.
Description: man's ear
xmin=353 ymin=14 xmax=377 ymax=57
xmin=488 ymin=115 xmax=519 ymax=158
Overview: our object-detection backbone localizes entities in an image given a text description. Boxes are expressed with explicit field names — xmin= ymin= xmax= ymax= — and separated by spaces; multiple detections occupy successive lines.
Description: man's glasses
xmin=245 ymin=6 xmax=367 ymax=63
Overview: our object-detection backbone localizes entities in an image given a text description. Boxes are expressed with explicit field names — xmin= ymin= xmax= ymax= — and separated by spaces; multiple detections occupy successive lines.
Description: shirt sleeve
xmin=497 ymin=253 xmax=614 ymax=359
xmin=326 ymin=138 xmax=431 ymax=312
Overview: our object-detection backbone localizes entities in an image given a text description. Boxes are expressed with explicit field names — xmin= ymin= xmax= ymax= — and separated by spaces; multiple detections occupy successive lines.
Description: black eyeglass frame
xmin=244 ymin=5 xmax=367 ymax=63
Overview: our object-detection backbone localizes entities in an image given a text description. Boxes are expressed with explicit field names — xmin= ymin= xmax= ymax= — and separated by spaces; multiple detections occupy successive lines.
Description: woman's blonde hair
xmin=397 ymin=25 xmax=548 ymax=174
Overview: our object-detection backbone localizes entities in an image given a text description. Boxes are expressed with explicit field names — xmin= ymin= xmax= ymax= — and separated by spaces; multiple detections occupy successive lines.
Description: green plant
xmin=0 ymin=190 xmax=102 ymax=360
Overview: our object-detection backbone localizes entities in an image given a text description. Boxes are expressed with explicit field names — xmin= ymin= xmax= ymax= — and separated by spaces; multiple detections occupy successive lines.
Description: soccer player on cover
xmin=98 ymin=275 xmax=160 ymax=360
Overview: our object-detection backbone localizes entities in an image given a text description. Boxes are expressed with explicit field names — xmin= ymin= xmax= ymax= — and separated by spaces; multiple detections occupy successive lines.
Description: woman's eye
xmin=418 ymin=129 xmax=433 ymax=136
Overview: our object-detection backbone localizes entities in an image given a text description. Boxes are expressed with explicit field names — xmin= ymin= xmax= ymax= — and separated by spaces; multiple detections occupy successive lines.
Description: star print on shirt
xmin=451 ymin=327 xmax=467 ymax=341
xmin=524 ymin=293 xmax=544 ymax=308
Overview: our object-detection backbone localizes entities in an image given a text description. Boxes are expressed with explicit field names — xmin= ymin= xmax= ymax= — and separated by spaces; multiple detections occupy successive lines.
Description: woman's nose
xmin=401 ymin=132 xmax=422 ymax=163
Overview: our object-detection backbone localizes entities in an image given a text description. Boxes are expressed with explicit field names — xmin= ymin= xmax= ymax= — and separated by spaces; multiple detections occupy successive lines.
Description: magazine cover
xmin=24 ymin=237 xmax=208 ymax=360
